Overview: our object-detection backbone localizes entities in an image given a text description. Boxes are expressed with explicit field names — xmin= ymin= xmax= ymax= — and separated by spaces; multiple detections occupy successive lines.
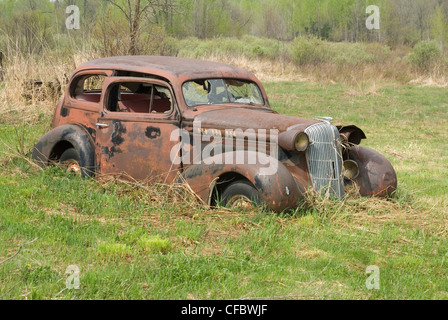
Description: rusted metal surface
xmin=33 ymin=56 xmax=398 ymax=212
xmin=187 ymin=107 xmax=319 ymax=131
xmin=348 ymin=145 xmax=397 ymax=197
xmin=32 ymin=123 xmax=96 ymax=177
xmin=337 ymin=125 xmax=366 ymax=145
xmin=93 ymin=76 xmax=182 ymax=183
xmin=76 ymin=56 xmax=260 ymax=86
xmin=181 ymin=151 xmax=300 ymax=212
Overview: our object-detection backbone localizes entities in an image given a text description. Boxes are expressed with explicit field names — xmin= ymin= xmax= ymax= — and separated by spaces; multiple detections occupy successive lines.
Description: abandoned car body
xmin=32 ymin=56 xmax=397 ymax=212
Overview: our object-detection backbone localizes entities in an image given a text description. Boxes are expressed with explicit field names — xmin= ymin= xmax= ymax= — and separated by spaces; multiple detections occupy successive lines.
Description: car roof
xmin=76 ymin=56 xmax=258 ymax=83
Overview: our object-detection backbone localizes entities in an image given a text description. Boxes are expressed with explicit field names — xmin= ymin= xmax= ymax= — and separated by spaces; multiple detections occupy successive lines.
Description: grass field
xmin=0 ymin=80 xmax=447 ymax=300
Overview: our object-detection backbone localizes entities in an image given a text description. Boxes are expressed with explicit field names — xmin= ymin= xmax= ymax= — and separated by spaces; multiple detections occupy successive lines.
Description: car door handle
xmin=96 ymin=123 xmax=109 ymax=128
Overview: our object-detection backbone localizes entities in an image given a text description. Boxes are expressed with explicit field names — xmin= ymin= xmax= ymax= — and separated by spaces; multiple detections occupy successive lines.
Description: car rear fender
xmin=32 ymin=123 xmax=96 ymax=176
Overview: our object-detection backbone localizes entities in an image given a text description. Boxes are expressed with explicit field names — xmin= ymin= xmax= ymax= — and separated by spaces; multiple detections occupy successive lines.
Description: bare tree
xmin=414 ymin=0 xmax=438 ymax=41
xmin=106 ymin=0 xmax=172 ymax=55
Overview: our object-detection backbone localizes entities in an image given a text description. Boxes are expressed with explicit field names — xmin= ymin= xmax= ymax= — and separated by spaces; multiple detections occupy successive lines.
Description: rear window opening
xmin=71 ymin=74 xmax=106 ymax=103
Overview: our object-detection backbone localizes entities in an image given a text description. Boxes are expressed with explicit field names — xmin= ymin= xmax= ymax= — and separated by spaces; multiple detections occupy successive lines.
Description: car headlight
xmin=294 ymin=132 xmax=309 ymax=152
xmin=278 ymin=130 xmax=310 ymax=153
xmin=342 ymin=160 xmax=359 ymax=179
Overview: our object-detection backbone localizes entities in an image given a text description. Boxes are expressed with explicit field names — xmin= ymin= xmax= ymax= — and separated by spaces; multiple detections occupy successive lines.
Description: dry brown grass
xmin=344 ymin=81 xmax=383 ymax=97
xmin=203 ymin=53 xmax=312 ymax=83
xmin=409 ymin=75 xmax=448 ymax=88
xmin=0 ymin=137 xmax=43 ymax=174
xmin=83 ymin=169 xmax=208 ymax=217
xmin=196 ymin=47 xmax=448 ymax=89
xmin=0 ymin=51 xmax=99 ymax=125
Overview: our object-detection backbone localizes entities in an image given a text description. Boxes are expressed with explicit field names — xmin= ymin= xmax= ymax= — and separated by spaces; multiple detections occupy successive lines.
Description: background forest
xmin=1 ymin=0 xmax=448 ymax=47
xmin=0 ymin=0 xmax=447 ymax=88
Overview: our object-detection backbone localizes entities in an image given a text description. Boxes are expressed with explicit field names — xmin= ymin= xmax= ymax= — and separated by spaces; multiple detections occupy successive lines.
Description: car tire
xmin=222 ymin=180 xmax=263 ymax=209
xmin=59 ymin=148 xmax=83 ymax=176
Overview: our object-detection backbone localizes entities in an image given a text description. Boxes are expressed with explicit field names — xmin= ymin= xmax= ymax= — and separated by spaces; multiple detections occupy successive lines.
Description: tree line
xmin=0 ymin=0 xmax=447 ymax=56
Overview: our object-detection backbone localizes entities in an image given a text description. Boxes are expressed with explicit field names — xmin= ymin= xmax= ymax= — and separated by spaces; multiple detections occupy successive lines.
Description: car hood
xmin=191 ymin=106 xmax=320 ymax=133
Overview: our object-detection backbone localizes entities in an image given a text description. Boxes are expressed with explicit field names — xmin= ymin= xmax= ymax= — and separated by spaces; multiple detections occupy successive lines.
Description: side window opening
xmin=71 ymin=74 xmax=106 ymax=103
xmin=106 ymin=82 xmax=173 ymax=114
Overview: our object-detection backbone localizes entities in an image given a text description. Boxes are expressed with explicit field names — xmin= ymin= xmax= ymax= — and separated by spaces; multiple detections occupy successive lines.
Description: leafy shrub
xmin=241 ymin=35 xmax=282 ymax=60
xmin=288 ymin=37 xmax=376 ymax=67
xmin=288 ymin=37 xmax=328 ymax=66
xmin=177 ymin=36 xmax=282 ymax=60
xmin=330 ymin=42 xmax=375 ymax=65
xmin=406 ymin=41 xmax=442 ymax=72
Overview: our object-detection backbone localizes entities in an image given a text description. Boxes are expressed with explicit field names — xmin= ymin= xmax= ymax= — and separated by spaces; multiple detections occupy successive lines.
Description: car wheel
xmin=222 ymin=180 xmax=263 ymax=209
xmin=59 ymin=148 xmax=82 ymax=175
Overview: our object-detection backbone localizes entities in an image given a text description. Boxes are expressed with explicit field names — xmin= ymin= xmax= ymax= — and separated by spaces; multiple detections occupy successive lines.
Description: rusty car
xmin=32 ymin=56 xmax=397 ymax=212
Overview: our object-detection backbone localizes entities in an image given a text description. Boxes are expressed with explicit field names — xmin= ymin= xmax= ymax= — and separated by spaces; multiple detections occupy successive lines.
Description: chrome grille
xmin=304 ymin=122 xmax=344 ymax=199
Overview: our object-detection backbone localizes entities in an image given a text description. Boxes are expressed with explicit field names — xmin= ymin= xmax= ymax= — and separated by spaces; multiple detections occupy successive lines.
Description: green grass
xmin=0 ymin=81 xmax=447 ymax=299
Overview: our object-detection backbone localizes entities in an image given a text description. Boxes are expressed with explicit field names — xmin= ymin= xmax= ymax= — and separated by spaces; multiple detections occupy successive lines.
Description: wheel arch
xmin=49 ymin=140 xmax=75 ymax=161
xmin=210 ymin=172 xmax=251 ymax=206
xmin=180 ymin=151 xmax=301 ymax=212
xmin=32 ymin=123 xmax=96 ymax=176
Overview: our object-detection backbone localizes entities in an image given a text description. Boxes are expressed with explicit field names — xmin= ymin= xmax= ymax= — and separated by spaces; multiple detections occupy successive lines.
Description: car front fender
xmin=348 ymin=145 xmax=397 ymax=197
xmin=180 ymin=151 xmax=300 ymax=212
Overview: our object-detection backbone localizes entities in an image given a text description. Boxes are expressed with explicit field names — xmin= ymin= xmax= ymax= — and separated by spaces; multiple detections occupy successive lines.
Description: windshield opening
xmin=182 ymin=79 xmax=264 ymax=107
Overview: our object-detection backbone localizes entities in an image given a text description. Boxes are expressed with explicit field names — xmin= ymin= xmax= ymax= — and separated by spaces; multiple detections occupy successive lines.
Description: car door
xmin=95 ymin=77 xmax=182 ymax=183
